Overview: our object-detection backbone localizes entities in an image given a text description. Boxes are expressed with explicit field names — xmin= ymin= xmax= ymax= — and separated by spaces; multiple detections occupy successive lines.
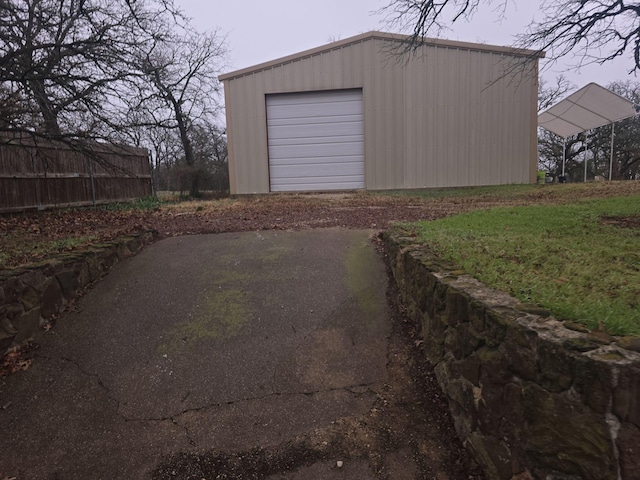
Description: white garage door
xmin=266 ymin=89 xmax=364 ymax=192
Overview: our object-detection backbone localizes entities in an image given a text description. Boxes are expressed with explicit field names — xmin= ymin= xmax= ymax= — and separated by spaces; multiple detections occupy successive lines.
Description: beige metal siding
xmin=223 ymin=75 xmax=271 ymax=193
xmin=221 ymin=32 xmax=540 ymax=194
xmin=223 ymin=44 xmax=367 ymax=193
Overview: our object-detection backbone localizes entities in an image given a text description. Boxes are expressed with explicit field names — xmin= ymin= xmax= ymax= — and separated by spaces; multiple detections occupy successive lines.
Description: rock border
xmin=382 ymin=228 xmax=640 ymax=480
xmin=0 ymin=230 xmax=158 ymax=356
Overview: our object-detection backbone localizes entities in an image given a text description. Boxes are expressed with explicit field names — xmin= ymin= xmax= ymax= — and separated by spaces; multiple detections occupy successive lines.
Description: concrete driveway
xmin=0 ymin=229 xmax=479 ymax=479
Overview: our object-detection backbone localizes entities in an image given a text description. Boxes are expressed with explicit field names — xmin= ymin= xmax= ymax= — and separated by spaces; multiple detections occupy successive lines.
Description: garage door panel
xmin=268 ymin=101 xmax=363 ymax=119
xmin=274 ymin=175 xmax=364 ymax=185
xmin=269 ymin=143 xmax=364 ymax=159
xmin=271 ymin=177 xmax=365 ymax=192
xmin=268 ymin=113 xmax=363 ymax=127
xmin=269 ymin=90 xmax=361 ymax=106
xmin=267 ymin=89 xmax=364 ymax=192
xmin=270 ymin=156 xmax=364 ymax=167
xmin=274 ymin=174 xmax=365 ymax=184
xmin=269 ymin=90 xmax=359 ymax=103
xmin=270 ymin=162 xmax=364 ymax=177
xmin=269 ymin=134 xmax=364 ymax=147
xmin=268 ymin=122 xmax=363 ymax=139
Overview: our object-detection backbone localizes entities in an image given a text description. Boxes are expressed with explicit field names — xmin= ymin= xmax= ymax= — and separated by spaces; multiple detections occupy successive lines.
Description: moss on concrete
xmin=160 ymin=289 xmax=252 ymax=353
xmin=211 ymin=270 xmax=251 ymax=286
xmin=261 ymin=246 xmax=287 ymax=264
xmin=344 ymin=238 xmax=386 ymax=320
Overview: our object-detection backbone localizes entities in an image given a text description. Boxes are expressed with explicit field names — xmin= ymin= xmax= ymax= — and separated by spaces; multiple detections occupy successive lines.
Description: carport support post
xmin=609 ymin=123 xmax=615 ymax=181
xmin=562 ymin=138 xmax=566 ymax=177
xmin=584 ymin=131 xmax=589 ymax=183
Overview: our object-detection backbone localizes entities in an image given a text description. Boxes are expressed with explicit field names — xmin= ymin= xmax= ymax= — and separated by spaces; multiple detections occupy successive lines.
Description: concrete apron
xmin=0 ymin=229 xmax=391 ymax=479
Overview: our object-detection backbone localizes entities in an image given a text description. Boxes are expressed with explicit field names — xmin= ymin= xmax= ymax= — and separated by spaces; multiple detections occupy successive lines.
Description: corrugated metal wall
xmin=221 ymin=32 xmax=539 ymax=194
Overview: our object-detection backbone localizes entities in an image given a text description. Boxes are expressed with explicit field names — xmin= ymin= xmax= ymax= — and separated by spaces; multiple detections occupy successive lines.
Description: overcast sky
xmin=177 ymin=0 xmax=634 ymax=93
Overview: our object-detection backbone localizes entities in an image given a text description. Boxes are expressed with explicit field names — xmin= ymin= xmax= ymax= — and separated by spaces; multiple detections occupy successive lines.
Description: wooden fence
xmin=0 ymin=136 xmax=152 ymax=213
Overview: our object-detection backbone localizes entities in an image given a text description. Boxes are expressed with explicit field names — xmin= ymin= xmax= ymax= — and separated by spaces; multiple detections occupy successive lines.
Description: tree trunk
xmin=166 ymin=90 xmax=199 ymax=197
xmin=29 ymin=79 xmax=61 ymax=136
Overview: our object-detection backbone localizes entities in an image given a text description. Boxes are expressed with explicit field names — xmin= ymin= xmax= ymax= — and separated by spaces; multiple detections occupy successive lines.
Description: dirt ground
xmin=2 ymin=181 xmax=639 ymax=269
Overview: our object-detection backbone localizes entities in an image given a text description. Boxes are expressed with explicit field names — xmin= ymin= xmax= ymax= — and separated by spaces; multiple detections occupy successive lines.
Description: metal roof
xmin=219 ymin=31 xmax=544 ymax=82
xmin=538 ymin=82 xmax=638 ymax=138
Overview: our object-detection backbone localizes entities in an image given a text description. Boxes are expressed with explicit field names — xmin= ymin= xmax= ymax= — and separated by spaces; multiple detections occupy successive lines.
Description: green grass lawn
xmin=407 ymin=196 xmax=640 ymax=336
xmin=375 ymin=184 xmax=540 ymax=199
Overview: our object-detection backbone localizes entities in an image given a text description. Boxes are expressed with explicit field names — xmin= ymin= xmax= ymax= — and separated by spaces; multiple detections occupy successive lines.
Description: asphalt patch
xmin=1 ymin=230 xmax=484 ymax=479
xmin=151 ymin=253 xmax=484 ymax=479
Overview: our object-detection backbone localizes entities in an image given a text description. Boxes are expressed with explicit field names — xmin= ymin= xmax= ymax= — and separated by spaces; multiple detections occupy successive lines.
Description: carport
xmin=538 ymin=82 xmax=638 ymax=181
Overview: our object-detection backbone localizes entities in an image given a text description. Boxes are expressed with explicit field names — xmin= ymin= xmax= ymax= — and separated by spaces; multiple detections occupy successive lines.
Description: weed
xmin=0 ymin=235 xmax=98 ymax=270
xmin=102 ymin=196 xmax=162 ymax=211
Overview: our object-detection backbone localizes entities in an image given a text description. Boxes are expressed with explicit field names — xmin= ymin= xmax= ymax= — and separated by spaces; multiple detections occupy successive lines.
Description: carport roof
xmin=538 ymin=82 xmax=638 ymax=138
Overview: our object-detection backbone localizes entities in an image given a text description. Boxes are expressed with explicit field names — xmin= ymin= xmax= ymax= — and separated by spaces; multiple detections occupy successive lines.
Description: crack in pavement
xmin=38 ymin=354 xmax=123 ymax=415
xmin=172 ymin=416 xmax=196 ymax=447
xmin=266 ymin=288 xmax=390 ymax=409
xmin=1 ymin=231 xmax=487 ymax=479
xmin=118 ymin=381 xmax=383 ymax=424
xmin=37 ymin=352 xmax=383 ymax=426
xmin=149 ymin=294 xmax=485 ymax=480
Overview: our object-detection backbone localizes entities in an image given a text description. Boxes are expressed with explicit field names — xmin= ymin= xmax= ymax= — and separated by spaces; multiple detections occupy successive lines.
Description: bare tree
xmin=537 ymin=74 xmax=577 ymax=178
xmin=0 ymin=0 xmax=230 ymax=195
xmin=538 ymin=81 xmax=640 ymax=181
xmin=538 ymin=75 xmax=574 ymax=112
xmin=133 ymin=29 xmax=227 ymax=196
xmin=143 ymin=121 xmax=228 ymax=195
xmin=594 ymin=81 xmax=640 ymax=179
xmin=382 ymin=0 xmax=505 ymax=49
xmin=382 ymin=1 xmax=640 ymax=74
xmin=519 ymin=1 xmax=640 ymax=73
xmin=190 ymin=121 xmax=228 ymax=193
xmin=0 ymin=0 xmax=181 ymax=141
xmin=538 ymin=130 xmax=584 ymax=180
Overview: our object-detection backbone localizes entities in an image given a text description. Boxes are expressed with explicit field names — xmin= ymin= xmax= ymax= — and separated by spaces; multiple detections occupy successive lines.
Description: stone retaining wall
xmin=0 ymin=231 xmax=157 ymax=355
xmin=383 ymin=229 xmax=640 ymax=480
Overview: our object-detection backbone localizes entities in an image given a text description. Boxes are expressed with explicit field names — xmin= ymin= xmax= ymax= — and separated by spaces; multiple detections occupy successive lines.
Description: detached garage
xmin=219 ymin=31 xmax=543 ymax=195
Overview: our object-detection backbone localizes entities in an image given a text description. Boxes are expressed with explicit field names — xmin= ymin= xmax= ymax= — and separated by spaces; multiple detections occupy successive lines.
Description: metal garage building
xmin=219 ymin=31 xmax=543 ymax=194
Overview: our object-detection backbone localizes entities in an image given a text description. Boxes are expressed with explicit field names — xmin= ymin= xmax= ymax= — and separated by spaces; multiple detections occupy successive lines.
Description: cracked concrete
xmin=0 ymin=229 xmax=398 ymax=479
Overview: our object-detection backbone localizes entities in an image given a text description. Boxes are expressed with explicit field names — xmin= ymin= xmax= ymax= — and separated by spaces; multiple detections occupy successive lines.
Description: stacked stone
xmin=383 ymin=229 xmax=640 ymax=480
xmin=0 ymin=231 xmax=157 ymax=355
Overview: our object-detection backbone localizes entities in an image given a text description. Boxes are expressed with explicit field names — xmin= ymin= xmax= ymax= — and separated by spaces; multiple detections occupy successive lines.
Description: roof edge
xmin=219 ymin=30 xmax=545 ymax=82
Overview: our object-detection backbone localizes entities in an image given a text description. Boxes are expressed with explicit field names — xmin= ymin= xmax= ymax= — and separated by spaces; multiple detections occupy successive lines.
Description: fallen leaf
xmin=13 ymin=359 xmax=32 ymax=373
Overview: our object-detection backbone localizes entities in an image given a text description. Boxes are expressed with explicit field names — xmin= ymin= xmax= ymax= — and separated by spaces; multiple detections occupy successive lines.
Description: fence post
xmin=32 ymin=152 xmax=41 ymax=207
xmin=87 ymin=156 xmax=96 ymax=206
xmin=148 ymin=149 xmax=157 ymax=198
